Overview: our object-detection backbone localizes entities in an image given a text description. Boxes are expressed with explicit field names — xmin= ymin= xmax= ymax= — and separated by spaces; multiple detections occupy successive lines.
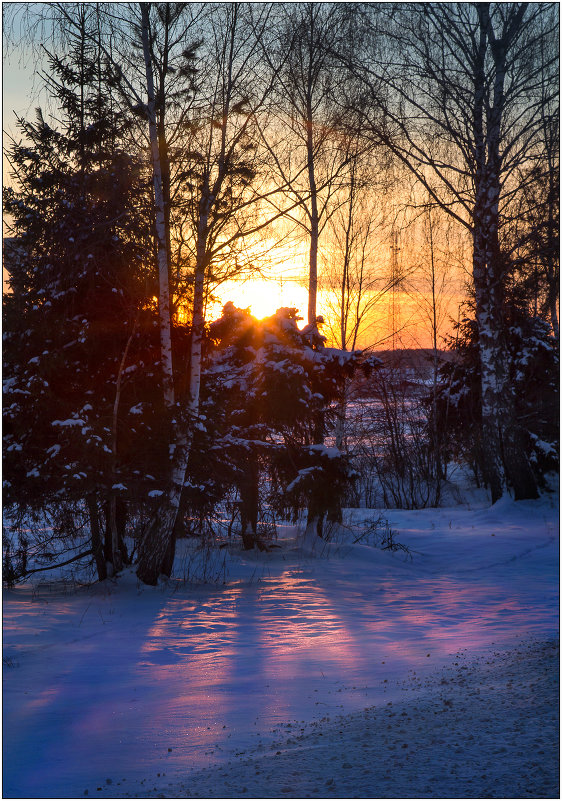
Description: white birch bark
xmin=470 ymin=4 xmax=538 ymax=503
xmin=470 ymin=5 xmax=507 ymax=503
xmin=136 ymin=3 xmax=184 ymax=584
xmin=427 ymin=207 xmax=443 ymax=483
xmin=307 ymin=117 xmax=319 ymax=327
xmin=137 ymin=185 xmax=212 ymax=583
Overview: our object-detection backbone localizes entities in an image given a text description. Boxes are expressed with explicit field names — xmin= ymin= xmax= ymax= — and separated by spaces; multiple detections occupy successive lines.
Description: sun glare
xmin=210 ymin=278 xmax=310 ymax=322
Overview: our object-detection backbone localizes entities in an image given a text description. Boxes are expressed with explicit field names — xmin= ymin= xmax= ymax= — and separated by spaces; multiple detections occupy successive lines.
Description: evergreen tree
xmin=435 ymin=297 xmax=559 ymax=496
xmin=186 ymin=303 xmax=373 ymax=550
xmin=3 ymin=38 xmax=159 ymax=581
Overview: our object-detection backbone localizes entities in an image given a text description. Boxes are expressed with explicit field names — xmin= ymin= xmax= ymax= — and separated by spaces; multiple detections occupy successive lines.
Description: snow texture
xmin=2 ymin=495 xmax=559 ymax=798
xmin=124 ymin=640 xmax=558 ymax=799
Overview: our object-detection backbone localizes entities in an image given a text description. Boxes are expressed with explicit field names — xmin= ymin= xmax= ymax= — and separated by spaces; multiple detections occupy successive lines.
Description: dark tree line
xmin=3 ymin=2 xmax=558 ymax=585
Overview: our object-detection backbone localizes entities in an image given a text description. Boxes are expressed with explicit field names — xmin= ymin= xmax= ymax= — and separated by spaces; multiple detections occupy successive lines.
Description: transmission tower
xmin=389 ymin=229 xmax=401 ymax=351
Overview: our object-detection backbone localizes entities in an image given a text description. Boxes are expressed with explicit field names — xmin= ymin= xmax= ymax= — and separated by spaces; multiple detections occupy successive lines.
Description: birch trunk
xmin=136 ymin=4 xmax=184 ymax=584
xmin=427 ymin=207 xmax=444 ymax=482
xmin=334 ymin=162 xmax=357 ymax=454
xmin=306 ymin=95 xmax=319 ymax=327
xmin=471 ymin=5 xmax=538 ymax=503
xmin=468 ymin=7 xmax=505 ymax=503
xmin=304 ymin=61 xmax=323 ymax=536
xmin=136 ymin=480 xmax=184 ymax=584
xmin=136 ymin=6 xmax=235 ymax=581
xmin=471 ymin=238 xmax=507 ymax=503
xmin=136 ymin=188 xmax=210 ymax=584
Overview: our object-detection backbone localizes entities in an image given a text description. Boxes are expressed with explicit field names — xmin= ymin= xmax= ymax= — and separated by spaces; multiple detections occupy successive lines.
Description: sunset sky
xmin=3 ymin=15 xmax=468 ymax=352
xmin=3 ymin=5 xmax=557 ymax=794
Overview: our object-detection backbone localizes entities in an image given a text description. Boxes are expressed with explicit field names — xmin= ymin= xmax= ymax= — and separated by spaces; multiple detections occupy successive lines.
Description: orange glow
xmin=204 ymin=226 xmax=468 ymax=348
xmin=175 ymin=304 xmax=189 ymax=325
xmin=208 ymin=278 xmax=465 ymax=350
xmin=208 ymin=277 xmax=310 ymax=322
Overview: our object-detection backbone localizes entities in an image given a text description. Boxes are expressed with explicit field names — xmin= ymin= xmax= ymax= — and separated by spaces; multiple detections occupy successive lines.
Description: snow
xmin=6 ymin=443 xmax=23 ymax=452
xmin=3 ymin=495 xmax=559 ymax=798
xmin=172 ymin=640 xmax=558 ymax=799
xmin=306 ymin=443 xmax=341 ymax=458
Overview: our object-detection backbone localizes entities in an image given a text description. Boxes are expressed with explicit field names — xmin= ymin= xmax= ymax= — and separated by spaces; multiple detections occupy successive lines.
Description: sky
xmin=3 ymin=11 xmax=49 ymax=253
xmin=2 ymin=12 xmax=467 ymax=351
xmin=3 ymin=5 xmax=51 ymax=146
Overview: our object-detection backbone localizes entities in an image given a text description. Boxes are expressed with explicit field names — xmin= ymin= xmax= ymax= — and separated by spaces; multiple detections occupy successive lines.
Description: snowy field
xmin=3 ymin=494 xmax=559 ymax=799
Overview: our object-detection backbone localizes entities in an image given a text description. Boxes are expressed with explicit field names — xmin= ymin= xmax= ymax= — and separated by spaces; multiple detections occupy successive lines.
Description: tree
xmin=30 ymin=2 xmax=207 ymax=584
xmin=507 ymin=71 xmax=559 ymax=337
xmin=435 ymin=296 xmax=559 ymax=492
xmin=3 ymin=19 xmax=157 ymax=581
xmin=345 ymin=2 xmax=559 ymax=501
xmin=136 ymin=2 xmax=286 ymax=582
xmin=259 ymin=3 xmax=354 ymax=328
xmin=403 ymin=200 xmax=468 ymax=479
xmin=139 ymin=1 xmax=175 ymax=408
xmin=322 ymin=140 xmax=396 ymax=353
xmin=10 ymin=2 xmax=315 ymax=583
xmin=49 ymin=2 xmax=202 ymax=405
xmin=320 ymin=138 xmax=399 ymax=449
xmin=199 ymin=303 xmax=371 ymax=547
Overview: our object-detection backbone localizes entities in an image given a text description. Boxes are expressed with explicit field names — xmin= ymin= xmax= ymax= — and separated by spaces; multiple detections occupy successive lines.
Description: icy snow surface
xmin=3 ymin=496 xmax=559 ymax=798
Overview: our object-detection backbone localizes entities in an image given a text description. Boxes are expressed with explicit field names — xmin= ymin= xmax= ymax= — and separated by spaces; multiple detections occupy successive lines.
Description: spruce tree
xmin=435 ymin=298 xmax=559 ymax=496
xmin=3 ymin=37 xmax=159 ymax=582
xmin=191 ymin=303 xmax=371 ymax=550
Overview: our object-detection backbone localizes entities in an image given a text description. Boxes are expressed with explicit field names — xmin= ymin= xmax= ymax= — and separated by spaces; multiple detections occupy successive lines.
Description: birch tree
xmin=259 ymin=3 xmax=354 ymax=329
xmin=21 ymin=2 xmax=206 ymax=582
xmin=345 ymin=2 xmax=558 ymax=501
xmin=53 ymin=2 xmax=201 ymax=584
xmin=321 ymin=141 xmax=397 ymax=450
xmin=322 ymin=144 xmax=400 ymax=354
xmin=137 ymin=3 xmax=291 ymax=580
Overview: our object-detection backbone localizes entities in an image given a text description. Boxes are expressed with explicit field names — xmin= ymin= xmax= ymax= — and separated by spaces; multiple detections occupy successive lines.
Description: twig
xmin=22 ymin=550 xmax=93 ymax=577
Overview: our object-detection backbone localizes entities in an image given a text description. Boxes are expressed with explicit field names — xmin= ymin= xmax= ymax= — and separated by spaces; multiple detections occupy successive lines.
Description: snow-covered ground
xmin=128 ymin=639 xmax=559 ymax=799
xmin=3 ymin=494 xmax=559 ymax=799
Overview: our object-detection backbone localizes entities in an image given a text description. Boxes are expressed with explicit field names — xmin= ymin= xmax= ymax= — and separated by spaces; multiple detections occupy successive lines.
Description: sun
xmin=209 ymin=277 xmax=309 ymax=321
